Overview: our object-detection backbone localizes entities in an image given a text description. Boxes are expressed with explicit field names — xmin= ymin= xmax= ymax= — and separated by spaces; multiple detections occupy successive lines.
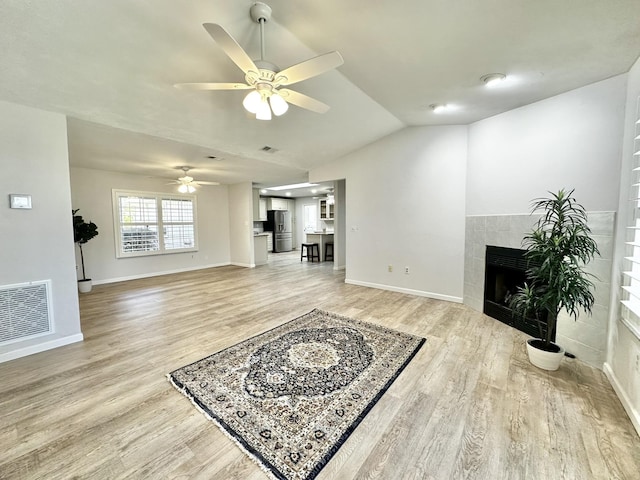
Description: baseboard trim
xmin=603 ymin=362 xmax=640 ymax=437
xmin=345 ymin=279 xmax=463 ymax=304
xmin=0 ymin=333 xmax=84 ymax=363
xmin=94 ymin=262 xmax=232 ymax=285
xmin=231 ymin=262 xmax=254 ymax=268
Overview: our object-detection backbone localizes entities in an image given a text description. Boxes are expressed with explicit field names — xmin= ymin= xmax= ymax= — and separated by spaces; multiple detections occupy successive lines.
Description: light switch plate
xmin=9 ymin=194 xmax=32 ymax=209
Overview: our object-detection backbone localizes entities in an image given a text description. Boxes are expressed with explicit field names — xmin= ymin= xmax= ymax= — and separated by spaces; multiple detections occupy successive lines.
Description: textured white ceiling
xmin=1 ymin=0 xmax=639 ymax=187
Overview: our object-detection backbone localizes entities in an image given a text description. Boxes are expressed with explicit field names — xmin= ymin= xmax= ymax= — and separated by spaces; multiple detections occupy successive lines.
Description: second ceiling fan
xmin=171 ymin=166 xmax=219 ymax=193
xmin=175 ymin=2 xmax=344 ymax=120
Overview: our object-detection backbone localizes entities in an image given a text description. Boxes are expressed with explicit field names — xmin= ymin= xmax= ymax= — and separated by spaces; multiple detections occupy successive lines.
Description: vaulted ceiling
xmin=2 ymin=1 xmax=640 ymax=188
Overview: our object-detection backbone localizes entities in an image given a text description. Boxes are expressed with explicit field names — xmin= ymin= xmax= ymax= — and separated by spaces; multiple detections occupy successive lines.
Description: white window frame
xmin=621 ymin=96 xmax=640 ymax=339
xmin=112 ymin=189 xmax=198 ymax=258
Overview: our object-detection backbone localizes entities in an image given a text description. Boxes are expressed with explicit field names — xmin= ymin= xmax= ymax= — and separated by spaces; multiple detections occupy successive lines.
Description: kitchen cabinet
xmin=319 ymin=198 xmax=334 ymax=220
xmin=259 ymin=198 xmax=267 ymax=221
xmin=252 ymin=190 xmax=268 ymax=221
xmin=267 ymin=197 xmax=289 ymax=211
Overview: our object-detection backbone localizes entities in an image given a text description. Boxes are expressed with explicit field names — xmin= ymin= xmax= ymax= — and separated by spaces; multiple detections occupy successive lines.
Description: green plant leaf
xmin=509 ymin=189 xmax=600 ymax=348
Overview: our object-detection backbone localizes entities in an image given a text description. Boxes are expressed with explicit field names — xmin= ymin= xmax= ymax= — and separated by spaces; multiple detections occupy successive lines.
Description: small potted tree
xmin=73 ymin=209 xmax=99 ymax=293
xmin=509 ymin=189 xmax=599 ymax=370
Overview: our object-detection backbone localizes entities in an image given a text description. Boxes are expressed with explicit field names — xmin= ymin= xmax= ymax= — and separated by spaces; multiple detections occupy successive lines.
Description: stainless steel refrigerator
xmin=267 ymin=210 xmax=292 ymax=252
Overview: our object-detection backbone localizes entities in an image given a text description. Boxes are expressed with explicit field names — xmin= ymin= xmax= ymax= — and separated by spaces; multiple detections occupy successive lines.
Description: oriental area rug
xmin=168 ymin=308 xmax=425 ymax=480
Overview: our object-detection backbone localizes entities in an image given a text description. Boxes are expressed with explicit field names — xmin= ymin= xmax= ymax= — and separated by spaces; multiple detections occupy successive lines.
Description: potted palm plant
xmin=509 ymin=189 xmax=599 ymax=370
xmin=73 ymin=209 xmax=99 ymax=293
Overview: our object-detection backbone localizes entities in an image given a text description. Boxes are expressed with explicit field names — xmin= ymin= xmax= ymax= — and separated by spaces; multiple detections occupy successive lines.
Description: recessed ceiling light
xmin=260 ymin=189 xmax=267 ymax=194
xmin=481 ymin=73 xmax=506 ymax=87
xmin=285 ymin=192 xmax=292 ymax=196
xmin=267 ymin=182 xmax=319 ymax=191
xmin=430 ymin=103 xmax=448 ymax=113
xmin=310 ymin=189 xmax=317 ymax=194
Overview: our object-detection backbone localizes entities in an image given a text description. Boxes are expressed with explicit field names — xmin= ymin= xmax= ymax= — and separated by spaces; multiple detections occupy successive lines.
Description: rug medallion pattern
xmin=169 ymin=309 xmax=425 ymax=480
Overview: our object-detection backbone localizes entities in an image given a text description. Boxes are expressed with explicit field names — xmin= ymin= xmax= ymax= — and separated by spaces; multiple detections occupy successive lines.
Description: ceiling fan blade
xmin=279 ymin=89 xmax=330 ymax=114
xmin=196 ymin=181 xmax=220 ymax=186
xmin=174 ymin=82 xmax=252 ymax=90
xmin=276 ymin=51 xmax=344 ymax=86
xmin=203 ymin=23 xmax=258 ymax=75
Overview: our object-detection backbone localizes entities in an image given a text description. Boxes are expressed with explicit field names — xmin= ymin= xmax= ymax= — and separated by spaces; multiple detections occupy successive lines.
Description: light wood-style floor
xmin=1 ymin=251 xmax=639 ymax=479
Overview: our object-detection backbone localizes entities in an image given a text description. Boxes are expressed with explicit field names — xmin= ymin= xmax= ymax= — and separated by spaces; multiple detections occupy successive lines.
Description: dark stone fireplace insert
xmin=483 ymin=245 xmax=553 ymax=340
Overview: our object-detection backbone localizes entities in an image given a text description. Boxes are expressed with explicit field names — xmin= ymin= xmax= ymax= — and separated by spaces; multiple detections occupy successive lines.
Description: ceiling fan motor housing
xmin=246 ymin=61 xmax=280 ymax=84
xmin=250 ymin=2 xmax=272 ymax=23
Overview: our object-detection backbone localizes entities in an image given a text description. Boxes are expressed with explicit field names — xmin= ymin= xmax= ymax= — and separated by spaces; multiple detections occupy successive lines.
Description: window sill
xmin=620 ymin=301 xmax=640 ymax=340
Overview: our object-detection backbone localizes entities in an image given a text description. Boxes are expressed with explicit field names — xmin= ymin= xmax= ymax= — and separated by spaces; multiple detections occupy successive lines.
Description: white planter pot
xmin=526 ymin=339 xmax=565 ymax=371
xmin=78 ymin=279 xmax=93 ymax=293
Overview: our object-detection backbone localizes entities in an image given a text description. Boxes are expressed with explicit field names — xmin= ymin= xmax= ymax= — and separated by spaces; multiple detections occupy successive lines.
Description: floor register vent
xmin=0 ymin=280 xmax=53 ymax=345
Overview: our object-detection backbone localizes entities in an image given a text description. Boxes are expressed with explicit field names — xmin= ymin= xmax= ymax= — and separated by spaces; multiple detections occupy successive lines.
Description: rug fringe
xmin=166 ymin=374 xmax=283 ymax=480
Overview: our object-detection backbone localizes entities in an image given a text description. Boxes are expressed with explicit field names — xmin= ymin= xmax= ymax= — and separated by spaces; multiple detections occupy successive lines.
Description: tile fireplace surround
xmin=463 ymin=212 xmax=615 ymax=368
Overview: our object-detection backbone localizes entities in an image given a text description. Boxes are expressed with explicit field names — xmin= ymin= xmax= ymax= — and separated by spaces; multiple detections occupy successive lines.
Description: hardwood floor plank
xmin=1 ymin=251 xmax=638 ymax=479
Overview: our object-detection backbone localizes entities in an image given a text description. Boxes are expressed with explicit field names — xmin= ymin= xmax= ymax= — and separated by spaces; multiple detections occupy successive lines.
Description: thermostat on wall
xmin=9 ymin=194 xmax=32 ymax=209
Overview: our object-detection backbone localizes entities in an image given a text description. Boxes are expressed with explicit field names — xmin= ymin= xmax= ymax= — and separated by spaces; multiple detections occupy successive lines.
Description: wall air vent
xmin=0 ymin=280 xmax=53 ymax=345
xmin=260 ymin=145 xmax=278 ymax=153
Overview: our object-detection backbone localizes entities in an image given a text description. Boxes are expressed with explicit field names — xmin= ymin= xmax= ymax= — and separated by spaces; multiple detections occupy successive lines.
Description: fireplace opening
xmin=483 ymin=245 xmax=553 ymax=340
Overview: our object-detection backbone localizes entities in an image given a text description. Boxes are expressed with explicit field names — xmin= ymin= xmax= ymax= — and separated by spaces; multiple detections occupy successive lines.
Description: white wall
xmin=0 ymin=101 xmax=82 ymax=362
xmin=70 ymin=168 xmax=231 ymax=283
xmin=467 ymin=75 xmax=626 ymax=215
xmin=228 ymin=182 xmax=254 ymax=267
xmin=312 ymin=125 xmax=468 ymax=301
xmin=606 ymin=55 xmax=640 ymax=434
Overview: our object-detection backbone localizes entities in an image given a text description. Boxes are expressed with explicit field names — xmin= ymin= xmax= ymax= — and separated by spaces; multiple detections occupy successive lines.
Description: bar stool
xmin=300 ymin=243 xmax=320 ymax=262
xmin=325 ymin=242 xmax=334 ymax=261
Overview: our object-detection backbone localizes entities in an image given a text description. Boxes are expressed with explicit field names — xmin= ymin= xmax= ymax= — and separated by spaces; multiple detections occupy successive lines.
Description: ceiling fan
xmin=175 ymin=2 xmax=344 ymax=120
xmin=170 ymin=166 xmax=219 ymax=193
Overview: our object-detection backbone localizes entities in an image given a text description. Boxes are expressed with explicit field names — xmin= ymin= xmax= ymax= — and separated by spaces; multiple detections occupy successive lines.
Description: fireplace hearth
xmin=483 ymin=245 xmax=552 ymax=340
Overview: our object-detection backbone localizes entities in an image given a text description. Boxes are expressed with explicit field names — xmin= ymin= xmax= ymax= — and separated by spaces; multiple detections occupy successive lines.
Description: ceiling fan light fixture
xmin=178 ymin=184 xmax=188 ymax=193
xmin=256 ymin=99 xmax=272 ymax=120
xmin=243 ymin=90 xmax=262 ymax=114
xmin=187 ymin=185 xmax=196 ymax=193
xmin=269 ymin=93 xmax=289 ymax=116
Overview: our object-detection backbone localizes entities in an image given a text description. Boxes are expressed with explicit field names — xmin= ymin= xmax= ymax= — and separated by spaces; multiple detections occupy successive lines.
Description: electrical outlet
xmin=405 ymin=266 xmax=410 ymax=274
xmin=388 ymin=265 xmax=393 ymax=273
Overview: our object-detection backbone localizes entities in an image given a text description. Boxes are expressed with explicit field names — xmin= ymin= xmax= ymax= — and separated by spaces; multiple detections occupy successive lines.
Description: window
xmin=113 ymin=190 xmax=197 ymax=258
xmin=621 ymin=97 xmax=640 ymax=339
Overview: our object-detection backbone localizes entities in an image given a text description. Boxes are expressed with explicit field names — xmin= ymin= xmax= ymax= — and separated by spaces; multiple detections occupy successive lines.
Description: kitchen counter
xmin=305 ymin=233 xmax=334 ymax=262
